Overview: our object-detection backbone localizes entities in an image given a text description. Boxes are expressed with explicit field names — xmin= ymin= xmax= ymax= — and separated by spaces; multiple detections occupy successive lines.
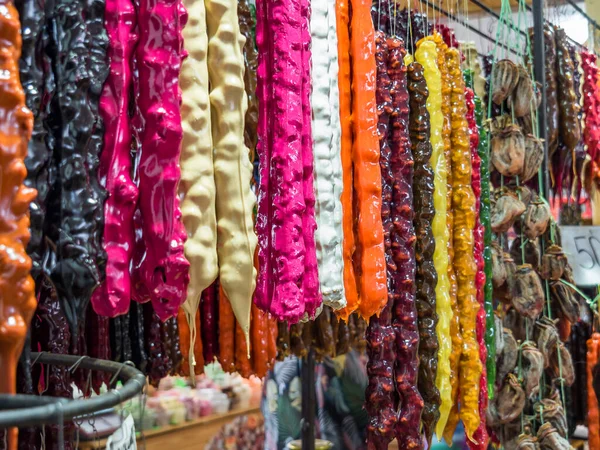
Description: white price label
xmin=560 ymin=226 xmax=600 ymax=287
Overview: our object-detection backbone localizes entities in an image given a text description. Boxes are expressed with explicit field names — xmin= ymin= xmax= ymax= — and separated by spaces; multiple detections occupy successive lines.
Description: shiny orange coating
xmin=350 ymin=0 xmax=387 ymax=320
xmin=588 ymin=333 xmax=600 ymax=450
xmin=335 ymin=0 xmax=359 ymax=321
xmin=219 ymin=287 xmax=236 ymax=373
xmin=443 ymin=48 xmax=481 ymax=443
xmin=0 ymin=3 xmax=36 ymax=447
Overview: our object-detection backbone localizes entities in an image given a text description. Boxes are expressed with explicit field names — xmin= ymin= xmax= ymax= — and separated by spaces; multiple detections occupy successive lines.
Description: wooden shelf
xmin=78 ymin=404 xmax=261 ymax=450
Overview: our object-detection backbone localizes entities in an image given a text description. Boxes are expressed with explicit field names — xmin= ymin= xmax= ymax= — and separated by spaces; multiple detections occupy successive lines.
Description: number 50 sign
xmin=561 ymin=226 xmax=600 ymax=287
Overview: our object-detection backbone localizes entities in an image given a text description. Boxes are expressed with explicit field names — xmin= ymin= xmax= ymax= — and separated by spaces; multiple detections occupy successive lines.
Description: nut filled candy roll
xmin=416 ymin=38 xmax=451 ymax=443
xmin=406 ymin=54 xmax=440 ymax=444
xmin=131 ymin=0 xmax=189 ymax=319
xmin=350 ymin=0 xmax=387 ymax=320
xmin=465 ymin=85 xmax=489 ymax=450
xmin=443 ymin=48 xmax=481 ymax=443
xmin=334 ymin=0 xmax=359 ymax=320
xmin=310 ymin=0 xmax=345 ymax=309
xmin=179 ymin=0 xmax=218 ymax=375
xmin=387 ymin=36 xmax=422 ymax=450
xmin=206 ymin=0 xmax=258 ymax=340
xmin=0 ymin=3 xmax=36 ymax=447
xmin=92 ymin=0 xmax=138 ymax=317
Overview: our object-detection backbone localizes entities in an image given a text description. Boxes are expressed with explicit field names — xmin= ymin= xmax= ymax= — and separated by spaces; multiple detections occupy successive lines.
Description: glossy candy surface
xmin=131 ymin=0 xmax=189 ymax=319
xmin=92 ymin=0 xmax=138 ymax=317
xmin=387 ymin=37 xmax=422 ymax=450
xmin=416 ymin=38 xmax=452 ymax=442
xmin=351 ymin=0 xmax=387 ymax=320
xmin=444 ymin=48 xmax=481 ymax=442
xmin=407 ymin=56 xmax=440 ymax=443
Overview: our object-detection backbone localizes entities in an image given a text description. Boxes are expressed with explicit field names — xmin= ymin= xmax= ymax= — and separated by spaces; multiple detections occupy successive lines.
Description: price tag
xmin=560 ymin=226 xmax=600 ymax=287
xmin=105 ymin=414 xmax=136 ymax=450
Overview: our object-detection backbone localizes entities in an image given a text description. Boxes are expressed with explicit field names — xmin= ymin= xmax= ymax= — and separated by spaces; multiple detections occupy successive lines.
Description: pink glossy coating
xmin=254 ymin=0 xmax=273 ymax=312
xmin=92 ymin=0 xmax=139 ymax=317
xmin=300 ymin=0 xmax=322 ymax=318
xmin=465 ymin=87 xmax=489 ymax=450
xmin=130 ymin=0 xmax=189 ymax=320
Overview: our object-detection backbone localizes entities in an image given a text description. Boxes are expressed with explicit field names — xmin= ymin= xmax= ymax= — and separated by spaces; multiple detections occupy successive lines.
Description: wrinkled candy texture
xmin=310 ymin=0 xmax=345 ymax=309
xmin=416 ymin=38 xmax=452 ymax=442
xmin=407 ymin=57 xmax=440 ymax=444
xmin=207 ymin=0 xmax=258 ymax=342
xmin=364 ymin=32 xmax=396 ymax=450
xmin=92 ymin=0 xmax=138 ymax=317
xmin=130 ymin=0 xmax=189 ymax=320
xmin=334 ymin=0 xmax=359 ymax=320
xmin=0 ymin=3 xmax=36 ymax=443
xmin=351 ymin=0 xmax=387 ymax=320
xmin=254 ymin=0 xmax=321 ymax=323
xmin=581 ymin=50 xmax=600 ymax=180
xmin=386 ymin=38 xmax=422 ymax=449
xmin=179 ymin=0 xmax=218 ymax=374
xmin=422 ymin=35 xmax=460 ymax=442
xmin=465 ymin=84 xmax=489 ymax=450
xmin=443 ymin=48 xmax=481 ymax=443
xmin=42 ymin=0 xmax=107 ymax=336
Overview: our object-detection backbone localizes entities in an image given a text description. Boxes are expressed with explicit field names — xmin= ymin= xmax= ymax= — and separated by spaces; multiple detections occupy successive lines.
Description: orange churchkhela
xmin=0 ymin=1 xmax=37 ymax=447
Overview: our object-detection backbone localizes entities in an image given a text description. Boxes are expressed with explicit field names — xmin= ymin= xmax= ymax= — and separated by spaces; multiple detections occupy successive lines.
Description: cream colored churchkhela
xmin=206 ymin=0 xmax=258 ymax=349
xmin=179 ymin=0 xmax=218 ymax=376
xmin=311 ymin=0 xmax=346 ymax=310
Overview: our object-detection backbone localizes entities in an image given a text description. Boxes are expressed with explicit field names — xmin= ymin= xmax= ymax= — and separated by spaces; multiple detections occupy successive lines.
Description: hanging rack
xmin=0 ymin=352 xmax=145 ymax=428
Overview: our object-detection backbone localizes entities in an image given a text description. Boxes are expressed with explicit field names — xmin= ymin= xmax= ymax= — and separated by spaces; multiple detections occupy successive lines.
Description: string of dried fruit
xmin=44 ymin=0 xmax=104 ymax=335
xmin=238 ymin=0 xmax=259 ymax=155
xmin=206 ymin=0 xmax=257 ymax=337
xmin=443 ymin=48 xmax=481 ymax=443
xmin=335 ymin=0 xmax=359 ymax=320
xmin=91 ymin=0 xmax=137 ymax=317
xmin=132 ymin=0 xmax=189 ymax=319
xmin=351 ymin=0 xmax=387 ymax=320
xmin=310 ymin=0 xmax=344 ymax=309
xmin=407 ymin=56 xmax=440 ymax=443
xmin=201 ymin=281 xmax=219 ymax=363
xmin=587 ymin=333 xmax=600 ymax=449
xmin=0 ymin=0 xmax=34 ymax=413
xmin=179 ymin=0 xmax=218 ymax=375
xmin=255 ymin=0 xmax=307 ymax=322
xmin=15 ymin=0 xmax=50 ymax=281
xmin=416 ymin=39 xmax=452 ymax=442
xmin=387 ymin=36 xmax=422 ymax=449
xmin=364 ymin=32 xmax=396 ymax=449
xmin=465 ymin=85 xmax=489 ymax=450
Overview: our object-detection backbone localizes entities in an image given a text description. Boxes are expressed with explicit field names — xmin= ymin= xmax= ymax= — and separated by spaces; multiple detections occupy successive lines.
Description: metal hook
xmin=109 ymin=361 xmax=136 ymax=387
xmin=68 ymin=355 xmax=88 ymax=374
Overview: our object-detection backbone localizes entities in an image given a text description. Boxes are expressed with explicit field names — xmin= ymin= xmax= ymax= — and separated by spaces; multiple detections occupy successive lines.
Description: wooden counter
xmin=79 ymin=405 xmax=260 ymax=449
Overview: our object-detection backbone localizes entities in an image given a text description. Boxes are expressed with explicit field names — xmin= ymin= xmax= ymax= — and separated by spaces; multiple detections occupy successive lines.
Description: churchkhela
xmin=1 ymin=1 xmax=596 ymax=449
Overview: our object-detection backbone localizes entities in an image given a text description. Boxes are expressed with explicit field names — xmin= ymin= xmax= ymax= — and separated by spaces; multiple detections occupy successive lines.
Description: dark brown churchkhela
xmin=531 ymin=25 xmax=558 ymax=154
xmin=15 ymin=0 xmax=53 ymax=281
xmin=44 ymin=0 xmax=108 ymax=335
xmin=238 ymin=0 xmax=258 ymax=156
xmin=408 ymin=59 xmax=440 ymax=440
xmin=555 ymin=27 xmax=581 ymax=153
xmin=365 ymin=32 xmax=397 ymax=449
xmin=387 ymin=37 xmax=423 ymax=449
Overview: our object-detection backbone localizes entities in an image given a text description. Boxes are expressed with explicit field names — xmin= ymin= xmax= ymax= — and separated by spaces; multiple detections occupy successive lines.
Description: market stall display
xmin=1 ymin=0 xmax=599 ymax=448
